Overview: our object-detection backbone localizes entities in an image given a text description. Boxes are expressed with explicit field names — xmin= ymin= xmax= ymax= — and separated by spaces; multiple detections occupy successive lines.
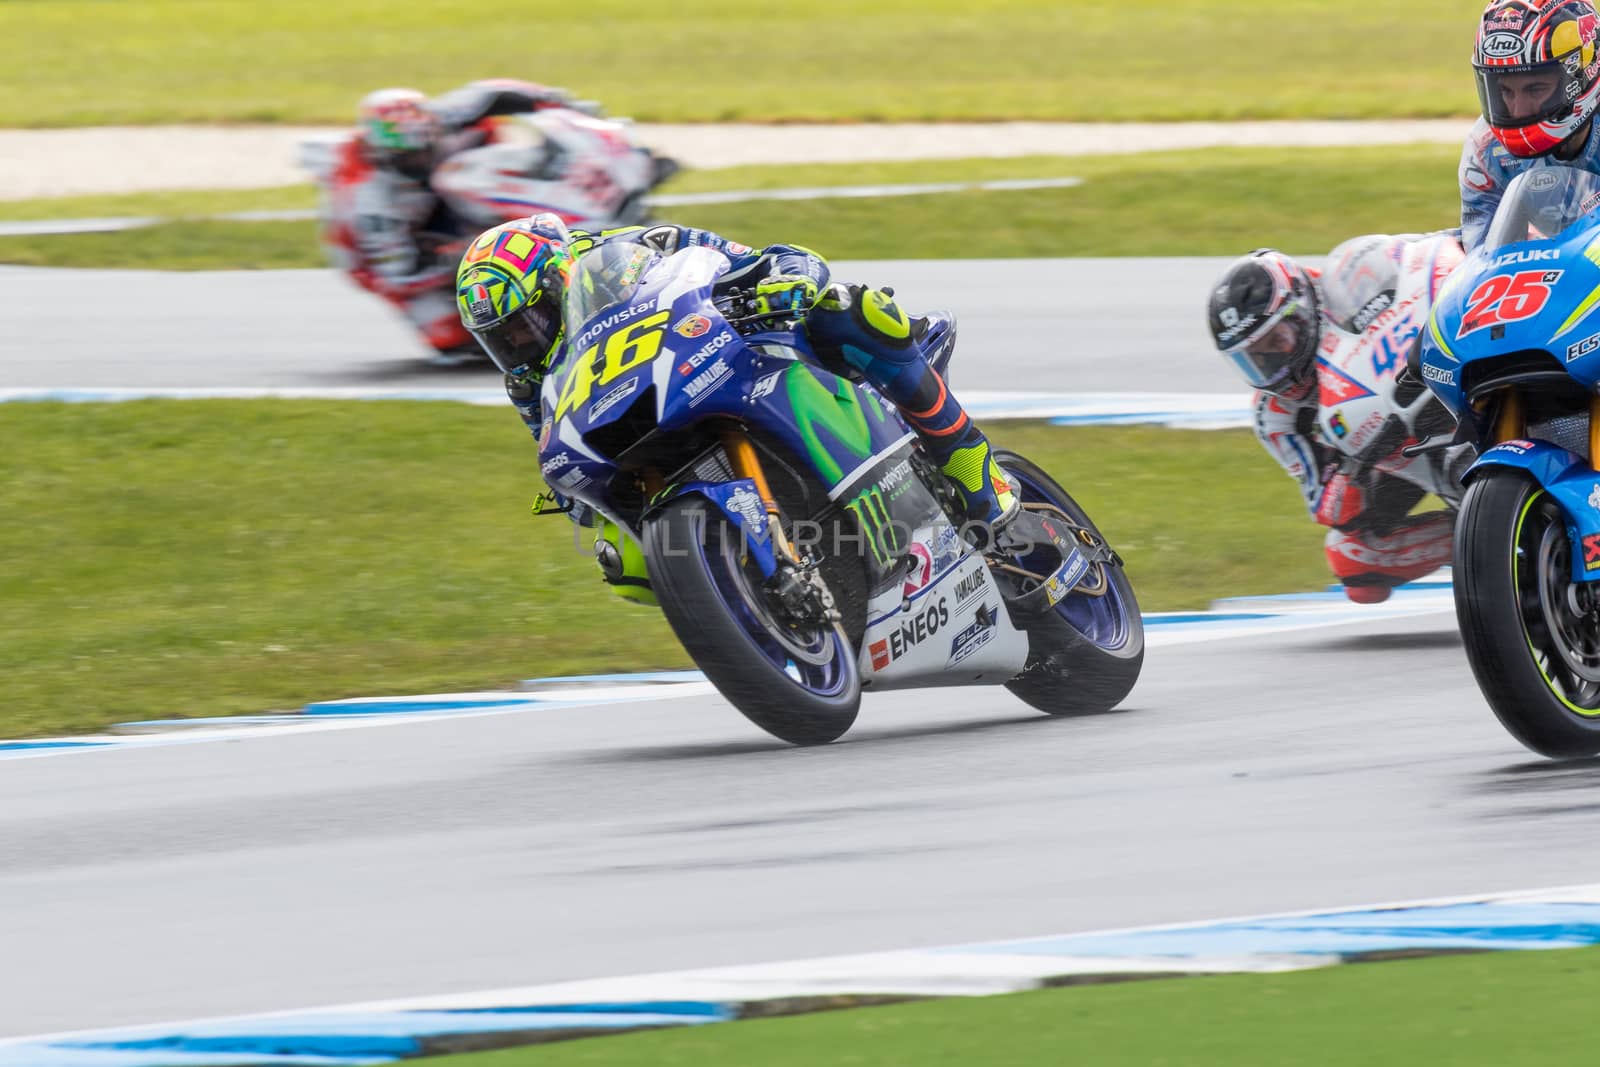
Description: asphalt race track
xmin=8 ymin=260 xmax=1592 ymax=1040
xmin=6 ymin=611 xmax=1600 ymax=1037
xmin=0 ymin=259 xmax=1244 ymax=394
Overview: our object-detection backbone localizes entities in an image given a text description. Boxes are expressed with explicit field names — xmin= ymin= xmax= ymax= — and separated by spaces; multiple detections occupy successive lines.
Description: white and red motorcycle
xmin=1310 ymin=233 xmax=1473 ymax=509
xmin=304 ymin=106 xmax=679 ymax=361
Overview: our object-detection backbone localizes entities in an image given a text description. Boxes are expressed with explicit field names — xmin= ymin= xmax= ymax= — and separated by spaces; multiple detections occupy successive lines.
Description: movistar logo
xmin=575 ymin=300 xmax=657 ymax=348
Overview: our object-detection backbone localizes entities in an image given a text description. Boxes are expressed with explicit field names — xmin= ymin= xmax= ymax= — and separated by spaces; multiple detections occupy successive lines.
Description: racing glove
xmin=753 ymin=274 xmax=821 ymax=317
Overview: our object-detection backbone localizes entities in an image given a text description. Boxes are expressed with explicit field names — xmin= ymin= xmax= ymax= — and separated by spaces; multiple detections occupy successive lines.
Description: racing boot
xmin=934 ymin=426 xmax=1020 ymax=531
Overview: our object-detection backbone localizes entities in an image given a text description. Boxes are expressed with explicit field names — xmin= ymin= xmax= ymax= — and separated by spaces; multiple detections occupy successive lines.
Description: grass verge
xmin=423 ymin=947 xmax=1600 ymax=1067
xmin=0 ymin=402 xmax=1325 ymax=739
xmin=0 ymin=143 xmax=1464 ymax=268
xmin=2 ymin=0 xmax=1483 ymax=126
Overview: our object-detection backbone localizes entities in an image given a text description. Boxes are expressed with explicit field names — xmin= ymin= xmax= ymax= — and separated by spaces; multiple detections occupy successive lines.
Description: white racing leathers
xmin=1252 ymin=232 xmax=1470 ymax=602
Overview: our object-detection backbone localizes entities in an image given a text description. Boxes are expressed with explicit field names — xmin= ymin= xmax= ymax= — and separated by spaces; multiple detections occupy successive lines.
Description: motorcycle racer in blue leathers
xmin=456 ymin=215 xmax=1020 ymax=600
xmin=1459 ymin=0 xmax=1600 ymax=249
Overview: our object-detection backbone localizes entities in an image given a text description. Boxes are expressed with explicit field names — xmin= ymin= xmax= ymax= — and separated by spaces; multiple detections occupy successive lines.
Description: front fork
xmin=721 ymin=429 xmax=804 ymax=565
xmin=1488 ymin=388 xmax=1525 ymax=449
xmin=1484 ymin=390 xmax=1600 ymax=606
xmin=1487 ymin=389 xmax=1600 ymax=467
xmin=720 ymin=428 xmax=840 ymax=625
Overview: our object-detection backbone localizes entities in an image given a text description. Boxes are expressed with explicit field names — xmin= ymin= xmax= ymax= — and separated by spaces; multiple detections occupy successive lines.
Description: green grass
xmin=2 ymin=0 xmax=1486 ymax=127
xmin=0 ymin=219 xmax=322 ymax=270
xmin=0 ymin=185 xmax=320 ymax=222
xmin=425 ymin=947 xmax=1600 ymax=1067
xmin=0 ymin=144 xmax=1465 ymax=268
xmin=0 ymin=403 xmax=1326 ymax=739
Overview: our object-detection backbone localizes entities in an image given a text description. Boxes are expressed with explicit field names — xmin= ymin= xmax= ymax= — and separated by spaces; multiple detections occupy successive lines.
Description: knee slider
xmin=852 ymin=286 xmax=915 ymax=347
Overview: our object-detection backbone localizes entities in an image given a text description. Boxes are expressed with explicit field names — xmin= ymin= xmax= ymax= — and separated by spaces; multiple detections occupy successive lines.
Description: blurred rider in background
xmin=1206 ymin=237 xmax=1465 ymax=603
xmin=1460 ymin=0 xmax=1600 ymax=249
xmin=316 ymin=79 xmax=601 ymax=361
xmin=453 ymin=215 xmax=1021 ymax=597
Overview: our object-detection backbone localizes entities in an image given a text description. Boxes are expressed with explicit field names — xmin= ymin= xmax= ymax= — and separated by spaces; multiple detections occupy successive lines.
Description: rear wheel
xmin=642 ymin=497 xmax=860 ymax=745
xmin=1455 ymin=469 xmax=1600 ymax=757
xmin=994 ymin=451 xmax=1145 ymax=716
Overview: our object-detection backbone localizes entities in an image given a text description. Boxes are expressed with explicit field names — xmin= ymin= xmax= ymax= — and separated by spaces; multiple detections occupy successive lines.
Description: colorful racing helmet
xmin=455 ymin=214 xmax=577 ymax=378
xmin=1473 ymin=0 xmax=1600 ymax=158
xmin=357 ymin=88 xmax=441 ymax=178
xmin=1206 ymin=250 xmax=1321 ymax=392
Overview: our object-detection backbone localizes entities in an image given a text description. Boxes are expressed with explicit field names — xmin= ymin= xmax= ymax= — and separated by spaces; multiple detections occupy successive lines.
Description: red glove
xmin=1313 ymin=468 xmax=1365 ymax=527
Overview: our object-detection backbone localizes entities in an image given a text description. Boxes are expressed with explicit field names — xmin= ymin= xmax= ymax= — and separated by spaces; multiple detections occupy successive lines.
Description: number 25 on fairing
xmin=1457 ymin=270 xmax=1562 ymax=338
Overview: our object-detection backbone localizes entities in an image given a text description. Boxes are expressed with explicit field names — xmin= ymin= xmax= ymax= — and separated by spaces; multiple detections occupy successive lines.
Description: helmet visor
xmin=1476 ymin=60 xmax=1584 ymax=129
xmin=472 ymin=298 xmax=563 ymax=377
xmin=1223 ymin=302 xmax=1315 ymax=390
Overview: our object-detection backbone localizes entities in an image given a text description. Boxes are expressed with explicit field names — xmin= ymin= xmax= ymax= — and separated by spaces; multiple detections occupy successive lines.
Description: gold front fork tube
xmin=1494 ymin=389 xmax=1524 ymax=445
xmin=721 ymin=430 xmax=801 ymax=563
xmin=1590 ymin=395 xmax=1600 ymax=469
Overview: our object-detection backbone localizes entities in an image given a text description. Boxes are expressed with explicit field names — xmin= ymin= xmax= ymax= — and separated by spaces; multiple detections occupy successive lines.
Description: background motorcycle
xmin=1307 ymin=232 xmax=1470 ymax=530
xmin=305 ymin=106 xmax=679 ymax=361
xmin=537 ymin=242 xmax=1144 ymax=744
xmin=1420 ymin=165 xmax=1600 ymax=757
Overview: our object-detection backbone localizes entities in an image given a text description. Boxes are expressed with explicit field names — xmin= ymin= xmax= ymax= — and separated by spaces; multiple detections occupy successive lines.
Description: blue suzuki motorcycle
xmin=1421 ymin=165 xmax=1600 ymax=757
xmin=537 ymin=242 xmax=1143 ymax=744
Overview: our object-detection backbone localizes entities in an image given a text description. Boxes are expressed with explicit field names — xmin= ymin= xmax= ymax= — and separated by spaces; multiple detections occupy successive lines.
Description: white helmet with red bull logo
xmin=1474 ymin=0 xmax=1600 ymax=157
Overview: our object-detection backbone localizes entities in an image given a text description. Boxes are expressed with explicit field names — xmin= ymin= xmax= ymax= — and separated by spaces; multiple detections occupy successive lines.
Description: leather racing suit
xmin=1459 ymin=115 xmax=1600 ymax=250
xmin=1250 ymin=233 xmax=1463 ymax=603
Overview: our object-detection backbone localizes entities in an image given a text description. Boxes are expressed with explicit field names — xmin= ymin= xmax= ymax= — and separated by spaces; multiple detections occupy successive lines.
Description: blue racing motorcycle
xmin=1422 ymin=164 xmax=1600 ymax=757
xmin=536 ymin=242 xmax=1144 ymax=744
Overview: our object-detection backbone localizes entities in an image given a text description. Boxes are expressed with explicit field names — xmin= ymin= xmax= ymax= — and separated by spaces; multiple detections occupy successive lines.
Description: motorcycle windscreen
xmin=1482 ymin=166 xmax=1600 ymax=253
xmin=543 ymin=242 xmax=662 ymax=400
xmin=561 ymin=243 xmax=659 ymax=336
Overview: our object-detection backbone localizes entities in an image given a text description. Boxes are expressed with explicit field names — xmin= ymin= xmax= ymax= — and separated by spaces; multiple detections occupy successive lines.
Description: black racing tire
xmin=1455 ymin=468 xmax=1600 ymax=758
xmin=642 ymin=497 xmax=860 ymax=745
xmin=995 ymin=451 xmax=1145 ymax=716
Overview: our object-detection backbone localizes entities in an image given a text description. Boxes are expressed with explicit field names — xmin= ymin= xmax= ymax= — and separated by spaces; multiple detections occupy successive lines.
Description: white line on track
xmin=0 ymin=177 xmax=1086 ymax=238
xmin=0 ymin=583 xmax=1453 ymax=761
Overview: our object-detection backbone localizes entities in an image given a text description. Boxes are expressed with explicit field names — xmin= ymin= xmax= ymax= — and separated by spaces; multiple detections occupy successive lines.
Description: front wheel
xmin=994 ymin=451 xmax=1145 ymax=716
xmin=1455 ymin=469 xmax=1600 ymax=757
xmin=642 ymin=497 xmax=860 ymax=745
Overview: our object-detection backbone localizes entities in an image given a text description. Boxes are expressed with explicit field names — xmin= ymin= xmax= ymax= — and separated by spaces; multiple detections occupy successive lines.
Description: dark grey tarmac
xmin=2 ymin=613 xmax=1590 ymax=1037
xmin=0 ymin=259 xmax=1243 ymax=394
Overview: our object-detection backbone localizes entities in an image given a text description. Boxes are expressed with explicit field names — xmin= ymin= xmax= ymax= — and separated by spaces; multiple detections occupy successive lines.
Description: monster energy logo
xmin=844 ymin=485 xmax=904 ymax=565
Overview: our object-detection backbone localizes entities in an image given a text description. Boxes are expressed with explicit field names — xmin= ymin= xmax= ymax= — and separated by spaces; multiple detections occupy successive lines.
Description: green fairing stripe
xmin=786 ymin=366 xmax=877 ymax=484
